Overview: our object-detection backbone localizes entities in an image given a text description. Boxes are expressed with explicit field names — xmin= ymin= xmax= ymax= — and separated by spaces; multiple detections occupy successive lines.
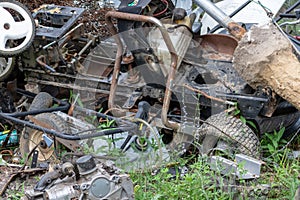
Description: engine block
xmin=26 ymin=155 xmax=134 ymax=200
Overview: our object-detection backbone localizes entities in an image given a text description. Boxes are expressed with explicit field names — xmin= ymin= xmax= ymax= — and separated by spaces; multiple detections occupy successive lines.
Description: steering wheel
xmin=0 ymin=0 xmax=35 ymax=57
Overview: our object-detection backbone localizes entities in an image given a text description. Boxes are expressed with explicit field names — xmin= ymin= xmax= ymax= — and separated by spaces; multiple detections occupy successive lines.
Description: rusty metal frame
xmin=105 ymin=11 xmax=180 ymax=130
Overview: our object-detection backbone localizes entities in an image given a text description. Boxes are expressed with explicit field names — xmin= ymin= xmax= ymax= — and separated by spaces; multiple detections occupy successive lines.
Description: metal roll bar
xmin=105 ymin=11 xmax=180 ymax=130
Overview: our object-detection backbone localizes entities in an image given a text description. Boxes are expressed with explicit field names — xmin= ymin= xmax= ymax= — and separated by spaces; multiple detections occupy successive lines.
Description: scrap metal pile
xmin=19 ymin=0 xmax=116 ymax=37
xmin=0 ymin=0 xmax=299 ymax=199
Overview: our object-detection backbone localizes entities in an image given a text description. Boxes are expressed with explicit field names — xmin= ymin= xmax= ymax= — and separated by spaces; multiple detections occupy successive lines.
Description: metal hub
xmin=28 ymin=130 xmax=55 ymax=161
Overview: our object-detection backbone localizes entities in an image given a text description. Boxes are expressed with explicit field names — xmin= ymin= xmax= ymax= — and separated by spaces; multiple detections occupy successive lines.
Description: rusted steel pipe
xmin=36 ymin=55 xmax=56 ymax=73
xmin=105 ymin=12 xmax=124 ymax=117
xmin=105 ymin=11 xmax=180 ymax=130
xmin=193 ymin=0 xmax=246 ymax=39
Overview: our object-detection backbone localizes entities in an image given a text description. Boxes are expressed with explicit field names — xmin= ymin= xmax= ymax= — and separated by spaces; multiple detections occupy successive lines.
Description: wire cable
xmin=153 ymin=0 xmax=169 ymax=17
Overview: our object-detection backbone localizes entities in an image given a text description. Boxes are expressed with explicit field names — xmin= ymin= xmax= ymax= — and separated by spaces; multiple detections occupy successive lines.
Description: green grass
xmin=131 ymin=158 xmax=237 ymax=200
xmin=130 ymin=129 xmax=300 ymax=200
xmin=130 ymin=156 xmax=300 ymax=199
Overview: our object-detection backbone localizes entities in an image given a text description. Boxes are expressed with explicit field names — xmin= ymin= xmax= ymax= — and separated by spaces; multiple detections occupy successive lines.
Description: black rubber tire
xmin=198 ymin=112 xmax=260 ymax=158
xmin=0 ymin=0 xmax=36 ymax=57
xmin=20 ymin=113 xmax=70 ymax=161
xmin=29 ymin=92 xmax=53 ymax=111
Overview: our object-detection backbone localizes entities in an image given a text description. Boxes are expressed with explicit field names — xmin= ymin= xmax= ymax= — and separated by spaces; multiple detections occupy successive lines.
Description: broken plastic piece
xmin=0 ymin=130 xmax=18 ymax=146
xmin=42 ymin=134 xmax=54 ymax=148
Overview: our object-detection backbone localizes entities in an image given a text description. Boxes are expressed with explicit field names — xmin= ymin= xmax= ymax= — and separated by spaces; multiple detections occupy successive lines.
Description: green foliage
xmin=258 ymin=158 xmax=300 ymax=199
xmin=261 ymin=127 xmax=287 ymax=161
xmin=99 ymin=118 xmax=115 ymax=129
xmin=6 ymin=182 xmax=25 ymax=199
xmin=84 ymin=108 xmax=103 ymax=126
xmin=131 ymin=151 xmax=300 ymax=199
xmin=284 ymin=0 xmax=299 ymax=7
xmin=231 ymin=103 xmax=258 ymax=131
xmin=82 ymin=143 xmax=95 ymax=154
xmin=257 ymin=127 xmax=300 ymax=199
xmin=130 ymin=124 xmax=300 ymax=199
xmin=69 ymin=90 xmax=83 ymax=107
xmin=280 ymin=0 xmax=300 ymax=35
xmin=131 ymin=157 xmax=237 ymax=200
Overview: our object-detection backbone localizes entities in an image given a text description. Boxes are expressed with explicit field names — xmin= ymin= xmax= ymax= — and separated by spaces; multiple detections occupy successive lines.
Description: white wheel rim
xmin=0 ymin=2 xmax=34 ymax=52
xmin=0 ymin=56 xmax=13 ymax=76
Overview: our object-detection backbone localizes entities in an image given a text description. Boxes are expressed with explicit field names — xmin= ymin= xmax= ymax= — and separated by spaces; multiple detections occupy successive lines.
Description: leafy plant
xmin=6 ymin=182 xmax=25 ymax=200
xmin=99 ymin=118 xmax=115 ymax=129
xmin=84 ymin=108 xmax=103 ymax=126
xmin=261 ymin=127 xmax=287 ymax=161
xmin=230 ymin=102 xmax=257 ymax=131
xmin=131 ymin=157 xmax=241 ymax=200
xmin=69 ymin=90 xmax=83 ymax=107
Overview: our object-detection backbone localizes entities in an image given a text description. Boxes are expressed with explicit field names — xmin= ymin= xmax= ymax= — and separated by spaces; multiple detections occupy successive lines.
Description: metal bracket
xmin=210 ymin=154 xmax=263 ymax=179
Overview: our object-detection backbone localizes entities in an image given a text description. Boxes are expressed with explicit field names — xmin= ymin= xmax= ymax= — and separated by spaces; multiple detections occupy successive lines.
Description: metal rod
xmin=36 ymin=55 xmax=56 ymax=73
xmin=43 ymin=23 xmax=83 ymax=50
xmin=209 ymin=0 xmax=252 ymax=33
xmin=7 ymin=100 xmax=69 ymax=118
xmin=275 ymin=0 xmax=300 ymax=22
xmin=105 ymin=12 xmax=124 ymax=117
xmin=193 ymin=0 xmax=233 ymax=28
xmin=0 ymin=89 xmax=137 ymax=140
xmin=0 ymin=104 xmax=137 ymax=140
xmin=78 ymin=39 xmax=93 ymax=56
xmin=193 ymin=0 xmax=246 ymax=39
xmin=105 ymin=11 xmax=180 ymax=130
xmin=0 ymin=113 xmax=135 ymax=140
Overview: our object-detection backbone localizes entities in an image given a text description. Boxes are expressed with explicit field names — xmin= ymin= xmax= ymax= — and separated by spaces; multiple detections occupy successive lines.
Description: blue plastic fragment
xmin=0 ymin=130 xmax=18 ymax=146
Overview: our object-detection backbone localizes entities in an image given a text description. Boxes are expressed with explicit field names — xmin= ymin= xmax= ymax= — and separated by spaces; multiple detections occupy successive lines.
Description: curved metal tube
xmin=105 ymin=12 xmax=124 ymax=117
xmin=36 ymin=55 xmax=56 ymax=73
xmin=0 ymin=112 xmax=136 ymax=140
xmin=7 ymin=98 xmax=69 ymax=118
xmin=105 ymin=11 xmax=180 ymax=130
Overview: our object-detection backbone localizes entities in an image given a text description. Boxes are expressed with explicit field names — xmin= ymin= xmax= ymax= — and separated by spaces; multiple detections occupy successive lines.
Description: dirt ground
xmin=0 ymin=165 xmax=42 ymax=199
